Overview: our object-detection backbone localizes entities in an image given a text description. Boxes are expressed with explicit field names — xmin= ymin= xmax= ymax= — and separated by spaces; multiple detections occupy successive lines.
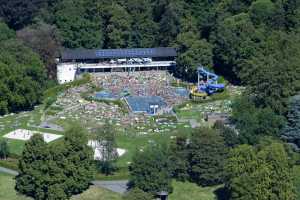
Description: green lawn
xmin=72 ymin=186 xmax=121 ymax=200
xmin=0 ymin=106 xmax=63 ymax=155
xmin=0 ymin=172 xmax=219 ymax=200
xmin=0 ymin=106 xmax=194 ymax=180
xmin=294 ymin=166 xmax=300 ymax=200
xmin=0 ymin=173 xmax=31 ymax=200
xmin=169 ymin=181 xmax=219 ymax=200
xmin=0 ymin=173 xmax=122 ymax=200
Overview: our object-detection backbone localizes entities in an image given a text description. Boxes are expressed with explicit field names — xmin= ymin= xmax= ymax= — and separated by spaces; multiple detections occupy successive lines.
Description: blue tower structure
xmin=197 ymin=66 xmax=225 ymax=95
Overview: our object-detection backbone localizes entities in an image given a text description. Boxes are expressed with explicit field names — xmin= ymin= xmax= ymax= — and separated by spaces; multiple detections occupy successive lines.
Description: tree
xmin=212 ymin=13 xmax=261 ymax=83
xmin=17 ymin=22 xmax=61 ymax=79
xmin=0 ymin=39 xmax=47 ymax=113
xmin=59 ymin=124 xmax=95 ymax=197
xmin=174 ymin=31 xmax=213 ymax=81
xmin=225 ymin=142 xmax=296 ymax=200
xmin=15 ymin=134 xmax=51 ymax=199
xmin=105 ymin=3 xmax=132 ymax=48
xmin=0 ymin=139 xmax=9 ymax=159
xmin=129 ymin=143 xmax=172 ymax=195
xmin=0 ymin=0 xmax=49 ymax=29
xmin=249 ymin=0 xmax=276 ymax=26
xmin=281 ymin=94 xmax=300 ymax=149
xmin=0 ymin=22 xmax=15 ymax=41
xmin=125 ymin=0 xmax=159 ymax=48
xmin=15 ymin=125 xmax=95 ymax=199
xmin=93 ymin=123 xmax=118 ymax=175
xmin=169 ymin=136 xmax=189 ymax=181
xmin=47 ymin=184 xmax=68 ymax=200
xmin=241 ymin=31 xmax=300 ymax=114
xmin=0 ymin=22 xmax=48 ymax=114
xmin=123 ymin=188 xmax=152 ymax=200
xmin=189 ymin=128 xmax=227 ymax=186
xmin=282 ymin=0 xmax=300 ymax=30
xmin=213 ymin=120 xmax=239 ymax=148
xmin=231 ymin=96 xmax=285 ymax=144
xmin=55 ymin=0 xmax=104 ymax=48
xmin=184 ymin=0 xmax=220 ymax=38
xmin=157 ymin=1 xmax=183 ymax=46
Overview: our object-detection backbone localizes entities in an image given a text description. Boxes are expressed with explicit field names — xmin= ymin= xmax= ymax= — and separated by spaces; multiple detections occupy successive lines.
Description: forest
xmin=0 ymin=0 xmax=299 ymax=105
xmin=0 ymin=0 xmax=299 ymax=146
xmin=0 ymin=0 xmax=300 ymax=199
xmin=0 ymin=0 xmax=299 ymax=151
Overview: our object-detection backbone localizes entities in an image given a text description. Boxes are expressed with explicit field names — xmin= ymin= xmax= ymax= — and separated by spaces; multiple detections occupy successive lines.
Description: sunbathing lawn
xmin=0 ymin=172 xmax=221 ymax=200
xmin=0 ymin=173 xmax=31 ymax=200
xmin=0 ymin=173 xmax=122 ymax=200
xmin=169 ymin=181 xmax=219 ymax=200
xmin=72 ymin=186 xmax=121 ymax=200
xmin=294 ymin=166 xmax=300 ymax=200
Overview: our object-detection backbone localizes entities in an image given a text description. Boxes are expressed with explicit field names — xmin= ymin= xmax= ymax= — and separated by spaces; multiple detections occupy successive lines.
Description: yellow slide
xmin=190 ymin=86 xmax=207 ymax=98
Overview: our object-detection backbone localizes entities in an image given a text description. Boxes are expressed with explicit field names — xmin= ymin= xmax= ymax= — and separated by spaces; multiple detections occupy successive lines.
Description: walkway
xmin=92 ymin=180 xmax=128 ymax=194
xmin=0 ymin=166 xmax=18 ymax=176
xmin=0 ymin=166 xmax=128 ymax=194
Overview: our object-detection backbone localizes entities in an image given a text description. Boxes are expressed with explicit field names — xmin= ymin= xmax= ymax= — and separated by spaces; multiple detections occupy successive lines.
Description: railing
xmin=75 ymin=61 xmax=176 ymax=69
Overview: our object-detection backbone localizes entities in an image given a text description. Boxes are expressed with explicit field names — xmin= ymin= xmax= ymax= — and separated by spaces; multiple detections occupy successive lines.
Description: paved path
xmin=0 ymin=166 xmax=128 ymax=194
xmin=92 ymin=180 xmax=128 ymax=194
xmin=39 ymin=121 xmax=64 ymax=132
xmin=0 ymin=166 xmax=18 ymax=176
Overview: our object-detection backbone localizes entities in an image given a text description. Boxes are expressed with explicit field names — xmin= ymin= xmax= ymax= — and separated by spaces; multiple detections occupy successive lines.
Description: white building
xmin=57 ymin=47 xmax=177 ymax=84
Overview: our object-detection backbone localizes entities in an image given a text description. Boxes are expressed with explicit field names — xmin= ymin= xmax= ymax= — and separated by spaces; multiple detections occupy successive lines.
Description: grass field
xmin=0 ymin=105 xmax=194 ymax=180
xmin=0 ymin=106 xmax=63 ymax=156
xmin=0 ymin=173 xmax=31 ymax=200
xmin=294 ymin=166 xmax=300 ymax=200
xmin=169 ymin=181 xmax=219 ymax=200
xmin=72 ymin=186 xmax=121 ymax=200
xmin=0 ymin=82 xmax=242 ymax=185
xmin=0 ymin=173 xmax=122 ymax=200
xmin=0 ymin=172 xmax=220 ymax=200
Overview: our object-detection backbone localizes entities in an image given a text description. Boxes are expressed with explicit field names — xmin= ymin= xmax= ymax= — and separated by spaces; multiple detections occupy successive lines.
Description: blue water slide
xmin=197 ymin=67 xmax=225 ymax=94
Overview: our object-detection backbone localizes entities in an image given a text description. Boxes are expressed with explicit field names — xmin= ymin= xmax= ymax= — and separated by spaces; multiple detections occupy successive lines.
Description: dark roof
xmin=61 ymin=47 xmax=177 ymax=60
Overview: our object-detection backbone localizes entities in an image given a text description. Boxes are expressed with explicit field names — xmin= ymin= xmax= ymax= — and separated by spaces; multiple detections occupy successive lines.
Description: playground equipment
xmin=190 ymin=66 xmax=225 ymax=99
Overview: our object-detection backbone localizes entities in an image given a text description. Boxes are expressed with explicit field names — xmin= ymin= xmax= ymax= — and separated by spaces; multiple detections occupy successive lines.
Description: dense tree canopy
xmin=17 ymin=22 xmax=61 ymax=79
xmin=0 ymin=0 xmax=299 ymax=199
xmin=105 ymin=3 xmax=133 ymax=48
xmin=59 ymin=124 xmax=95 ymax=196
xmin=129 ymin=144 xmax=173 ymax=195
xmin=281 ymin=94 xmax=300 ymax=149
xmin=16 ymin=134 xmax=51 ymax=199
xmin=0 ymin=22 xmax=47 ymax=115
xmin=55 ymin=0 xmax=103 ymax=49
xmin=189 ymin=128 xmax=227 ymax=186
xmin=1 ymin=0 xmax=299 ymax=104
xmin=0 ymin=0 xmax=51 ymax=29
xmin=16 ymin=125 xmax=95 ymax=199
xmin=168 ymin=136 xmax=189 ymax=181
xmin=225 ymin=142 xmax=295 ymax=200
xmin=174 ymin=31 xmax=213 ymax=81
xmin=231 ymin=96 xmax=285 ymax=144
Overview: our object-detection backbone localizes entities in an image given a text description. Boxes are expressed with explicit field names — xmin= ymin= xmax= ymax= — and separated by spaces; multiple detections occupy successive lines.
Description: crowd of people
xmin=93 ymin=71 xmax=188 ymax=106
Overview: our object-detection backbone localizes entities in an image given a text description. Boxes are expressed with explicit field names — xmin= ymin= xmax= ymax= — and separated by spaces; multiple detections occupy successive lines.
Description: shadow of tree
xmin=214 ymin=186 xmax=230 ymax=200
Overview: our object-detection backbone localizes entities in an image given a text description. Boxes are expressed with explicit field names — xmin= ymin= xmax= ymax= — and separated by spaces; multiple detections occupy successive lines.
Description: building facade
xmin=57 ymin=47 xmax=177 ymax=84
